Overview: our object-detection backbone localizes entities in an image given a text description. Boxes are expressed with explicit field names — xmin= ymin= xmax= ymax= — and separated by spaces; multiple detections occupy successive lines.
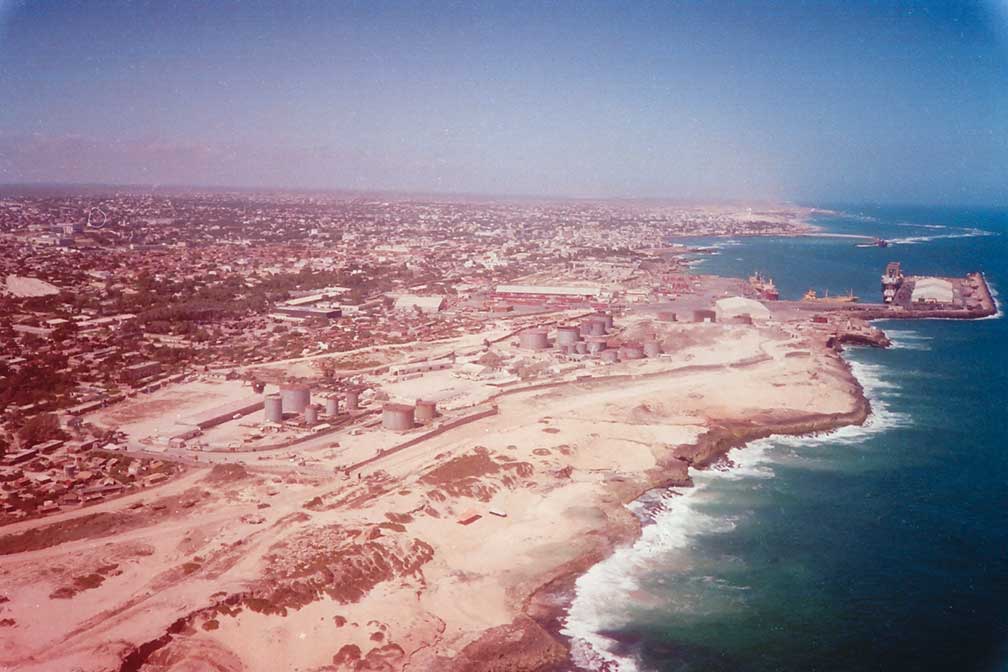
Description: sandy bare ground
xmin=90 ymin=379 xmax=256 ymax=441
xmin=0 ymin=321 xmax=869 ymax=672
xmin=4 ymin=275 xmax=60 ymax=297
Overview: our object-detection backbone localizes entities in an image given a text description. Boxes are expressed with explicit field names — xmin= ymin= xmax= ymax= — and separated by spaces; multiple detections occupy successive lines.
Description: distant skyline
xmin=1 ymin=0 xmax=1006 ymax=205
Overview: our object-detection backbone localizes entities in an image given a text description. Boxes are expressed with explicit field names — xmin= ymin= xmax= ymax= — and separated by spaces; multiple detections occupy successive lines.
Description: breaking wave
xmin=561 ymin=355 xmax=908 ymax=671
xmin=980 ymin=279 xmax=1003 ymax=320
xmin=884 ymin=329 xmax=933 ymax=351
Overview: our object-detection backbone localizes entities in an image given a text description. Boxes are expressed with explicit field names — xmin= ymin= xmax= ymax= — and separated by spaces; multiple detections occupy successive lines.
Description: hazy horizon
xmin=2 ymin=1 xmax=1007 ymax=206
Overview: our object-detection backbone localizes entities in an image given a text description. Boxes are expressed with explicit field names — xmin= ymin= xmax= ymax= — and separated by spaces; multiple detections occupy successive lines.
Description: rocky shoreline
xmin=457 ymin=351 xmax=875 ymax=672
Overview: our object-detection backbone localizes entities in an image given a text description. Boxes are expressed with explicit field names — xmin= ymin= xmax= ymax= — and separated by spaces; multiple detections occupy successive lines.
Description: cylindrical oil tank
xmin=586 ymin=336 xmax=607 ymax=354
xmin=304 ymin=404 xmax=319 ymax=426
xmin=280 ymin=383 xmax=310 ymax=414
xmin=345 ymin=389 xmax=360 ymax=411
xmin=325 ymin=395 xmax=340 ymax=417
xmin=574 ymin=341 xmax=588 ymax=355
xmin=601 ymin=349 xmax=619 ymax=363
xmin=620 ymin=346 xmax=644 ymax=360
xmin=554 ymin=326 xmax=581 ymax=346
xmin=643 ymin=341 xmax=662 ymax=358
xmin=578 ymin=321 xmax=591 ymax=336
xmin=583 ymin=318 xmax=606 ymax=337
xmin=601 ymin=312 xmax=614 ymax=330
xmin=519 ymin=328 xmax=550 ymax=350
xmin=415 ymin=399 xmax=437 ymax=423
xmin=264 ymin=393 xmax=283 ymax=423
xmin=382 ymin=403 xmax=415 ymax=431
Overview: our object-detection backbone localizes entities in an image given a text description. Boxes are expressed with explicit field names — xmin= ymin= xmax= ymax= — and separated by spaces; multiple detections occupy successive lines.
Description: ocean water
xmin=563 ymin=205 xmax=1008 ymax=672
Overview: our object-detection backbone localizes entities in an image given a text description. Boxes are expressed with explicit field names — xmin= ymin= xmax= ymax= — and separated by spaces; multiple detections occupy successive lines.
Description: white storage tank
xmin=280 ymin=383 xmax=310 ymax=414
xmin=414 ymin=399 xmax=437 ymax=423
xmin=554 ymin=326 xmax=581 ymax=346
xmin=264 ymin=393 xmax=283 ymax=423
xmin=345 ymin=388 xmax=360 ymax=411
xmin=382 ymin=403 xmax=415 ymax=431
xmin=582 ymin=317 xmax=607 ymax=337
xmin=519 ymin=328 xmax=550 ymax=350
xmin=586 ymin=336 xmax=608 ymax=354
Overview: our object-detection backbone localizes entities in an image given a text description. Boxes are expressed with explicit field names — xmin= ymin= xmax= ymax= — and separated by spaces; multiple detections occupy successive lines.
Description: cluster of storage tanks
xmin=263 ymin=382 xmax=433 ymax=433
xmin=518 ymin=313 xmax=615 ymax=352
xmin=264 ymin=384 xmax=362 ymax=425
xmin=515 ymin=313 xmax=662 ymax=362
xmin=382 ymin=398 xmax=438 ymax=431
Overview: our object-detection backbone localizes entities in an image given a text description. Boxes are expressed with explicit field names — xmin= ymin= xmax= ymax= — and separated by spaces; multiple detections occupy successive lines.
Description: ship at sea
xmin=748 ymin=271 xmax=779 ymax=299
xmin=802 ymin=288 xmax=859 ymax=303
xmin=856 ymin=237 xmax=889 ymax=248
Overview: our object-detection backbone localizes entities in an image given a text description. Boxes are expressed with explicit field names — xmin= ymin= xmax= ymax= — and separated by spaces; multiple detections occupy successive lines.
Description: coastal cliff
xmin=449 ymin=410 xmax=881 ymax=672
xmin=441 ymin=343 xmax=876 ymax=672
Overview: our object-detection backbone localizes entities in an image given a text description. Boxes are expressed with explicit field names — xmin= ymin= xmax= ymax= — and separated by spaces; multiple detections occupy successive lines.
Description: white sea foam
xmin=894 ymin=222 xmax=947 ymax=230
xmin=887 ymin=226 xmax=995 ymax=245
xmin=561 ymin=355 xmax=908 ymax=671
xmin=979 ymin=279 xmax=1003 ymax=321
xmin=563 ymin=480 xmax=726 ymax=672
xmin=884 ymin=329 xmax=933 ymax=351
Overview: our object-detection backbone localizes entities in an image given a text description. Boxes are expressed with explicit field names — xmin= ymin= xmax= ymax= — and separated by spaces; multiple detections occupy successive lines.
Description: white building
xmin=714 ymin=296 xmax=772 ymax=322
xmin=911 ymin=277 xmax=954 ymax=304
xmin=393 ymin=295 xmax=445 ymax=314
xmin=495 ymin=284 xmax=605 ymax=300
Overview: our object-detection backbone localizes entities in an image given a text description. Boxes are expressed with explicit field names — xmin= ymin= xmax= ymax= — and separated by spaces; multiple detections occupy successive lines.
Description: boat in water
xmin=749 ymin=271 xmax=779 ymax=300
xmin=856 ymin=237 xmax=889 ymax=248
xmin=802 ymin=288 xmax=859 ymax=303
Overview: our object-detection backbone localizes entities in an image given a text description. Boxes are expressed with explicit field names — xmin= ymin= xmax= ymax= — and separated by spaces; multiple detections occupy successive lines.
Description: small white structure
xmin=911 ymin=277 xmax=954 ymax=304
xmin=454 ymin=362 xmax=493 ymax=380
xmin=495 ymin=284 xmax=604 ymax=300
xmin=714 ymin=296 xmax=772 ymax=322
xmin=389 ymin=358 xmax=453 ymax=379
xmin=393 ymin=295 xmax=445 ymax=314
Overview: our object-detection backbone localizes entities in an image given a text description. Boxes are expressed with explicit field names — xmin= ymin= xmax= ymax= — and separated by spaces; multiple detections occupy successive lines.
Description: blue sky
xmin=0 ymin=0 xmax=1006 ymax=204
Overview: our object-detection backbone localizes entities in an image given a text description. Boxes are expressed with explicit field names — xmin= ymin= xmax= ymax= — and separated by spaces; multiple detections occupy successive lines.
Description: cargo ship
xmin=802 ymin=288 xmax=859 ymax=303
xmin=748 ymin=272 xmax=779 ymax=300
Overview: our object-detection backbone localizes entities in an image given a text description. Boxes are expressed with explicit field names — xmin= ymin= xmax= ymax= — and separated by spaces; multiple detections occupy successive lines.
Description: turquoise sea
xmin=562 ymin=205 xmax=1008 ymax=672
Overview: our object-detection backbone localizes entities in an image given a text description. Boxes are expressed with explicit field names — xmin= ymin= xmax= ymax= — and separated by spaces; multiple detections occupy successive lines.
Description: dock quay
xmin=774 ymin=270 xmax=996 ymax=321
